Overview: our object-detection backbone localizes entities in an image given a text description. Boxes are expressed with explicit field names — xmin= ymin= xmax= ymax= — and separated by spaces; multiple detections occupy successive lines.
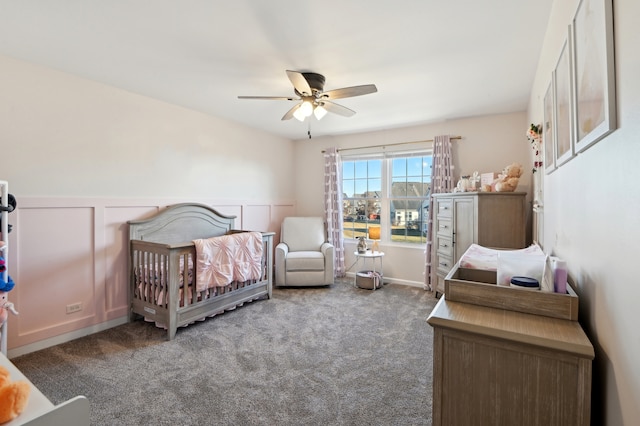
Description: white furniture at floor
xmin=275 ymin=217 xmax=335 ymax=286
xmin=0 ymin=352 xmax=90 ymax=425
xmin=430 ymin=192 xmax=526 ymax=295
xmin=353 ymin=250 xmax=384 ymax=289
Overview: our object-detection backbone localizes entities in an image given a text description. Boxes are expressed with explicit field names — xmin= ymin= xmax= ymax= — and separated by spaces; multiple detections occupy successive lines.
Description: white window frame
xmin=341 ymin=148 xmax=432 ymax=246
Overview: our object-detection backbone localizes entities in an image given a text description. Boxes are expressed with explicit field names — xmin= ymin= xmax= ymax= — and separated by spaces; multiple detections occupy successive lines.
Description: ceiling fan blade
xmin=238 ymin=96 xmax=298 ymax=101
xmin=281 ymin=103 xmax=301 ymax=120
xmin=286 ymin=70 xmax=312 ymax=96
xmin=322 ymin=101 xmax=356 ymax=117
xmin=321 ymin=84 xmax=378 ymax=100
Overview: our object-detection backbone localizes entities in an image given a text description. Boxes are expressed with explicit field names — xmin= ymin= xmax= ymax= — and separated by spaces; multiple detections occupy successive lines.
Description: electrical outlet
xmin=66 ymin=302 xmax=82 ymax=314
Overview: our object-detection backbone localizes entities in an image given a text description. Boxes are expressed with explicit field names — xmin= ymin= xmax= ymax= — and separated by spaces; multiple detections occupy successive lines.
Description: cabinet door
xmin=453 ymin=197 xmax=475 ymax=262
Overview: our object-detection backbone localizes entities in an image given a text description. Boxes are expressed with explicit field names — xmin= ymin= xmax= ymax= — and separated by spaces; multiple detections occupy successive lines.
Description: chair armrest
xmin=320 ymin=242 xmax=334 ymax=256
xmin=276 ymin=242 xmax=289 ymax=257
xmin=321 ymin=242 xmax=335 ymax=284
xmin=275 ymin=242 xmax=289 ymax=285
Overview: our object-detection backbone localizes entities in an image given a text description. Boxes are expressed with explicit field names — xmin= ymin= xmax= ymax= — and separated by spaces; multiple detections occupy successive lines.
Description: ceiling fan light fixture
xmin=239 ymin=70 xmax=377 ymax=125
xmin=300 ymin=100 xmax=313 ymax=117
xmin=293 ymin=107 xmax=306 ymax=121
xmin=314 ymin=104 xmax=328 ymax=120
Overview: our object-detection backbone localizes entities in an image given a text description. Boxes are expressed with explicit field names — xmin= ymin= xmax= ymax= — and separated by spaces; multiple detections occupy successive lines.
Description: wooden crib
xmin=128 ymin=203 xmax=274 ymax=340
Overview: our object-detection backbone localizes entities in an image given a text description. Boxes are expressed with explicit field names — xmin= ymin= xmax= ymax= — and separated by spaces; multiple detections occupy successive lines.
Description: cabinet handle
xmin=439 ymin=262 xmax=448 ymax=267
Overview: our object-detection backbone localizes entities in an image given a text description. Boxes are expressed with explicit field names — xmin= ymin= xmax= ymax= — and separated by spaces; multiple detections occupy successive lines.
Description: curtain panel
xmin=323 ymin=147 xmax=346 ymax=277
xmin=424 ymin=135 xmax=454 ymax=290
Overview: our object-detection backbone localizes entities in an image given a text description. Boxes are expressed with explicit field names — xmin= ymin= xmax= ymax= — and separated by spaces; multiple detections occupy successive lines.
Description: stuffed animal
xmin=0 ymin=244 xmax=18 ymax=328
xmin=0 ymin=292 xmax=18 ymax=328
xmin=0 ymin=366 xmax=30 ymax=424
xmin=0 ymin=246 xmax=12 ymax=293
xmin=493 ymin=163 xmax=523 ymax=192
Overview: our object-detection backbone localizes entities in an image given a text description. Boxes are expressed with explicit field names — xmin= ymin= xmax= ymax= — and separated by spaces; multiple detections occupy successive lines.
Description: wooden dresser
xmin=430 ymin=192 xmax=526 ymax=295
xmin=427 ymin=298 xmax=594 ymax=426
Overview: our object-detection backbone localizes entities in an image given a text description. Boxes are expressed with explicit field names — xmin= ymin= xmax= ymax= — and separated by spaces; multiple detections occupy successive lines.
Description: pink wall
xmin=5 ymin=197 xmax=294 ymax=353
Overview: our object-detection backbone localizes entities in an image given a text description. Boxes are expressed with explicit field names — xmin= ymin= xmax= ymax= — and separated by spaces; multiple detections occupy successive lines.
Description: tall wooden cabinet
xmin=431 ymin=192 xmax=526 ymax=295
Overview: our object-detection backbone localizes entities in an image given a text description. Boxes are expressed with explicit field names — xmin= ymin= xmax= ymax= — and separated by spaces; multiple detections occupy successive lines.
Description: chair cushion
xmin=286 ymin=251 xmax=325 ymax=271
xmin=281 ymin=217 xmax=326 ymax=252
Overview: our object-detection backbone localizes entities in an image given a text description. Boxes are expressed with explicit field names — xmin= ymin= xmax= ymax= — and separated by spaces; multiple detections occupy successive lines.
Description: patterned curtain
xmin=424 ymin=135 xmax=454 ymax=290
xmin=323 ymin=147 xmax=346 ymax=277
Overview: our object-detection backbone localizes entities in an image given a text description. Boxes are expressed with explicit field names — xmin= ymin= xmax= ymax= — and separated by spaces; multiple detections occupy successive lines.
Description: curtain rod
xmin=321 ymin=136 xmax=462 ymax=153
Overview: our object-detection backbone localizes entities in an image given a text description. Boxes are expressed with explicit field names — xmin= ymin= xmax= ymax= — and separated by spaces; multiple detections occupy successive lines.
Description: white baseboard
xmin=8 ymin=317 xmax=129 ymax=359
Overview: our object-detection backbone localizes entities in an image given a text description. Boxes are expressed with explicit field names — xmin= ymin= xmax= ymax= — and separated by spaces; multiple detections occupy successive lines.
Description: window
xmin=342 ymin=152 xmax=432 ymax=244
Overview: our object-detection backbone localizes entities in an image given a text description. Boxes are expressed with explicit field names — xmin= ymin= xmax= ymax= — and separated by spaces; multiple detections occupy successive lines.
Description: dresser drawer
xmin=435 ymin=254 xmax=454 ymax=275
xmin=436 ymin=199 xmax=453 ymax=217
xmin=436 ymin=218 xmax=452 ymax=237
xmin=435 ymin=235 xmax=453 ymax=257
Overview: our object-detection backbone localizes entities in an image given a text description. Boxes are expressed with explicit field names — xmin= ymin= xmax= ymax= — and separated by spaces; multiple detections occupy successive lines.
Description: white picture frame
xmin=543 ymin=78 xmax=556 ymax=174
xmin=571 ymin=0 xmax=616 ymax=153
xmin=554 ymin=35 xmax=575 ymax=167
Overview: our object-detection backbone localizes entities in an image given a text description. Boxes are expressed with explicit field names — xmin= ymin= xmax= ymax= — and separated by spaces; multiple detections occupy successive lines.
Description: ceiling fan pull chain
xmin=308 ymin=120 xmax=312 ymax=139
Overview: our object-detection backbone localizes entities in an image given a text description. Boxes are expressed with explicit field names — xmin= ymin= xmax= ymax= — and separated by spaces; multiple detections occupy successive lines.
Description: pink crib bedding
xmin=193 ymin=231 xmax=263 ymax=291
xmin=135 ymin=232 xmax=263 ymax=305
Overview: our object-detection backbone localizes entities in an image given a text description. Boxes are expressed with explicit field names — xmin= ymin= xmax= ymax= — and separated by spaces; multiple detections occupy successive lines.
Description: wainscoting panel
xmin=243 ymin=204 xmax=271 ymax=233
xmin=102 ymin=206 xmax=159 ymax=320
xmin=11 ymin=206 xmax=97 ymax=344
xmin=5 ymin=198 xmax=294 ymax=354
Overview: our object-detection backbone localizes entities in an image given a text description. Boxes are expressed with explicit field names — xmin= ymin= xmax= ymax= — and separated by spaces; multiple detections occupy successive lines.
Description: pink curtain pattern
xmin=425 ymin=135 xmax=454 ymax=290
xmin=324 ymin=147 xmax=346 ymax=277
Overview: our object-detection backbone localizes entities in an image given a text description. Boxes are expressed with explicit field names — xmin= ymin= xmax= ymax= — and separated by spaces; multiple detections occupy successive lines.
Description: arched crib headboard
xmin=128 ymin=203 xmax=237 ymax=244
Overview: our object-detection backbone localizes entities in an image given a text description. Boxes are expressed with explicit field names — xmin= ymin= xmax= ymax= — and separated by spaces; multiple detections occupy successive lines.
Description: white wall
xmin=0 ymin=55 xmax=296 ymax=354
xmin=293 ymin=111 xmax=531 ymax=285
xmin=0 ymin=55 xmax=294 ymax=200
xmin=529 ymin=0 xmax=640 ymax=423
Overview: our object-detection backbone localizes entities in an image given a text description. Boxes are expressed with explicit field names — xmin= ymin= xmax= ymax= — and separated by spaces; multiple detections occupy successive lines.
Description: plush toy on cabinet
xmin=493 ymin=163 xmax=523 ymax=192
xmin=0 ymin=366 xmax=30 ymax=424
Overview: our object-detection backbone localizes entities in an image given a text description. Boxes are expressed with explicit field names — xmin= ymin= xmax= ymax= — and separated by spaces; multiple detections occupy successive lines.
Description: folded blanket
xmin=459 ymin=243 xmax=544 ymax=271
xmin=193 ymin=232 xmax=263 ymax=291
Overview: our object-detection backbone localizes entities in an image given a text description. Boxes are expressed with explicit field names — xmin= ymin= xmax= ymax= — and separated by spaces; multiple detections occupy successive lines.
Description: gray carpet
xmin=12 ymin=280 xmax=438 ymax=426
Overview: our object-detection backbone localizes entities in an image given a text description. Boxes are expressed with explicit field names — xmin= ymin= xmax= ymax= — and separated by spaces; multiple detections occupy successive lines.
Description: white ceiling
xmin=0 ymin=1 xmax=553 ymax=141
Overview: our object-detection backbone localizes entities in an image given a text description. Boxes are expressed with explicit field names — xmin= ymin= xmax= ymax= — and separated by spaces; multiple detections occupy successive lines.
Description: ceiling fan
xmin=238 ymin=70 xmax=377 ymax=122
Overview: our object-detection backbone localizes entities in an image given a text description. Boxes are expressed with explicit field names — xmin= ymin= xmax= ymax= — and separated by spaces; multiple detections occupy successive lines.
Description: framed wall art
xmin=554 ymin=35 xmax=574 ymax=167
xmin=571 ymin=0 xmax=616 ymax=153
xmin=543 ymin=78 xmax=556 ymax=174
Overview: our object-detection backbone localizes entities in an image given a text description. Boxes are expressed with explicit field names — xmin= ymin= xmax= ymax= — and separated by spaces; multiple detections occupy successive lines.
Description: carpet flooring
xmin=12 ymin=280 xmax=438 ymax=425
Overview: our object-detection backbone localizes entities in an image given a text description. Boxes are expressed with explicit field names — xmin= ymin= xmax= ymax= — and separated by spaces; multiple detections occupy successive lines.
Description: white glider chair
xmin=275 ymin=217 xmax=335 ymax=287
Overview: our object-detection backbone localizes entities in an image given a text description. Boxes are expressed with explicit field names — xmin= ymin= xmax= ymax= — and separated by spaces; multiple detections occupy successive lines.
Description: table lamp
xmin=368 ymin=226 xmax=380 ymax=253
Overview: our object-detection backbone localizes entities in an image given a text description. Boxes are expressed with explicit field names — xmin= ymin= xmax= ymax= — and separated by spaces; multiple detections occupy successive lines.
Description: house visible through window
xmin=342 ymin=152 xmax=432 ymax=244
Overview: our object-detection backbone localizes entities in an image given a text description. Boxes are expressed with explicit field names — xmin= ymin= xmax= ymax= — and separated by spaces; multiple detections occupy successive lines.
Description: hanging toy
xmin=0 ymin=291 xmax=18 ymax=328
xmin=0 ymin=250 xmax=18 ymax=327
xmin=0 ymin=256 xmax=14 ymax=293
